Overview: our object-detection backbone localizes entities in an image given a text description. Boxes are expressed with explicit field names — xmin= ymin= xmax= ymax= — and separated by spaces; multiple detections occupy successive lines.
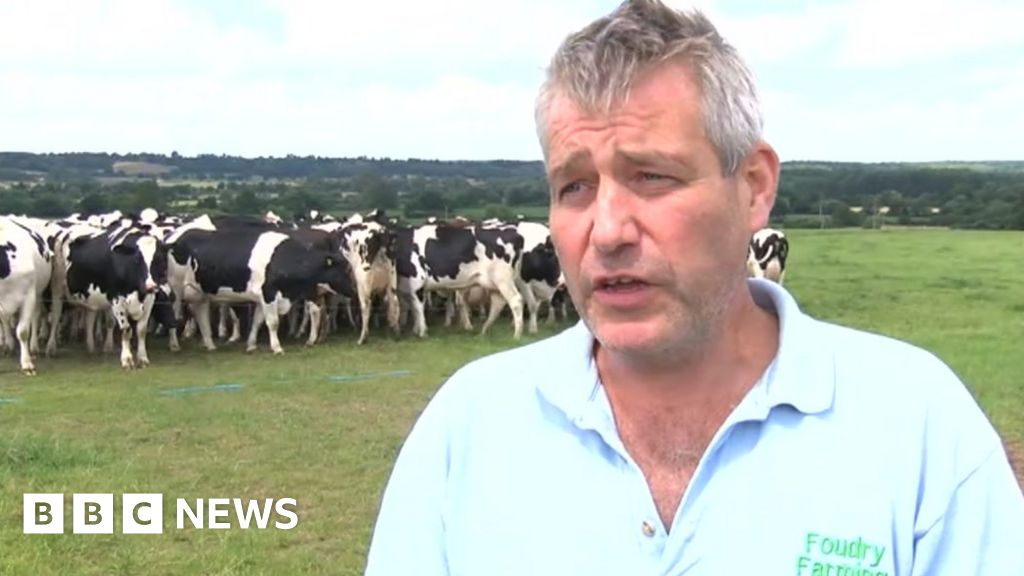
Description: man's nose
xmin=591 ymin=180 xmax=640 ymax=254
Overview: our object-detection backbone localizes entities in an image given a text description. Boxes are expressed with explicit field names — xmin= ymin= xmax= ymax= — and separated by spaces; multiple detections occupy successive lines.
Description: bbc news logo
xmin=23 ymin=494 xmax=298 ymax=534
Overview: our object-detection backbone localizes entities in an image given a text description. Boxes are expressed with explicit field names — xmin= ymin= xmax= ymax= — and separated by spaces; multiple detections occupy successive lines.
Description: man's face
xmin=544 ymin=62 xmax=766 ymax=358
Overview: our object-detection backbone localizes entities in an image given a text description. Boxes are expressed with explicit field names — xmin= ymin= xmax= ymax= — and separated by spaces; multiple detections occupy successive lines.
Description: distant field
xmin=1 ymin=228 xmax=1021 ymax=575
xmin=156 ymin=178 xmax=222 ymax=188
xmin=452 ymin=205 xmax=550 ymax=221
xmin=111 ymin=161 xmax=176 ymax=176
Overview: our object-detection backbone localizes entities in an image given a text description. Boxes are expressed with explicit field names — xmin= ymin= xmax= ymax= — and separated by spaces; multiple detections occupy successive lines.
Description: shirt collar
xmin=747 ymin=278 xmax=835 ymax=416
xmin=536 ymin=278 xmax=836 ymax=423
xmin=535 ymin=319 xmax=603 ymax=426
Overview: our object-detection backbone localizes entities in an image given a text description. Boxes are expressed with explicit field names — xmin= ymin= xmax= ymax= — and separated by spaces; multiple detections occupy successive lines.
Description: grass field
xmin=1 ymin=228 xmax=1022 ymax=575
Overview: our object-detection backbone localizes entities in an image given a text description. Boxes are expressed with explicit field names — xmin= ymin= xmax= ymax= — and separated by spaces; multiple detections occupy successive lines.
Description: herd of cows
xmin=0 ymin=208 xmax=788 ymax=376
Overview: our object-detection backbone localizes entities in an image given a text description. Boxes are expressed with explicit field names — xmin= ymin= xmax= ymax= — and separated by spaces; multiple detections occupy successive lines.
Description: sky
xmin=1 ymin=0 xmax=1022 ymax=163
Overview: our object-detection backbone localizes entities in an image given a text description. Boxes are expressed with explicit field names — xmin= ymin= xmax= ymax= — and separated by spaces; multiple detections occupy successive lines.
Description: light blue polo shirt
xmin=365 ymin=279 xmax=1024 ymax=575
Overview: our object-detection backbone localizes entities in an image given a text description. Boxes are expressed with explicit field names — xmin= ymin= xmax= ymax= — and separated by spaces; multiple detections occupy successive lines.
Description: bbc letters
xmin=24 ymin=493 xmax=298 ymax=534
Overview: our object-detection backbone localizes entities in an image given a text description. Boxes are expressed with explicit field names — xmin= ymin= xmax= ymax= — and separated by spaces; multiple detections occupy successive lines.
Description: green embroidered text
xmin=795 ymin=531 xmax=888 ymax=576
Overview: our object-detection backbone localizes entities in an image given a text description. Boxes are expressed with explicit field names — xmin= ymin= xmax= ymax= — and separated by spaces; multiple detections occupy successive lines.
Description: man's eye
xmin=640 ymin=172 xmax=671 ymax=182
xmin=559 ymin=181 xmax=585 ymax=197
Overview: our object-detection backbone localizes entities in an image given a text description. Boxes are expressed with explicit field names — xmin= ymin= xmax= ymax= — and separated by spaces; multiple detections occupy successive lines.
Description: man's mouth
xmin=595 ymin=276 xmax=649 ymax=291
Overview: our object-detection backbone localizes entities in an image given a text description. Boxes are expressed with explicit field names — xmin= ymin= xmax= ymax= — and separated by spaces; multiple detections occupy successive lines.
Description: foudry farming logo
xmin=23 ymin=493 xmax=298 ymax=534
xmin=796 ymin=531 xmax=890 ymax=576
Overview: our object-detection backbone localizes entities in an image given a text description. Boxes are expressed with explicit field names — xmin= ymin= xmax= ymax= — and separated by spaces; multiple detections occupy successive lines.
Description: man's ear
xmin=739 ymin=141 xmax=780 ymax=232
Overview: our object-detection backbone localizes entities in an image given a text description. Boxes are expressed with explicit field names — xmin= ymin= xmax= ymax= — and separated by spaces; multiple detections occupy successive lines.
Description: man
xmin=365 ymin=1 xmax=1024 ymax=574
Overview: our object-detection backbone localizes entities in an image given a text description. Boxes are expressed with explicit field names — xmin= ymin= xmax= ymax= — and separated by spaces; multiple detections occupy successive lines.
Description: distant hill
xmin=785 ymin=160 xmax=1024 ymax=173
xmin=3 ymin=152 xmax=1023 ymax=184
xmin=1 ymin=151 xmax=1021 ymax=230
xmin=112 ymin=160 xmax=177 ymax=176
xmin=0 ymin=152 xmax=546 ymax=182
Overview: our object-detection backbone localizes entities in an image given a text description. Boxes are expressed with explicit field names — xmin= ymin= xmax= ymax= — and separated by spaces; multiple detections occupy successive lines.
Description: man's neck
xmin=595 ymin=288 xmax=780 ymax=531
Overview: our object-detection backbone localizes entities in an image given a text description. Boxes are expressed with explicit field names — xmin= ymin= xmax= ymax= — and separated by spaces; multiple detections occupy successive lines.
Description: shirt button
xmin=642 ymin=520 xmax=656 ymax=538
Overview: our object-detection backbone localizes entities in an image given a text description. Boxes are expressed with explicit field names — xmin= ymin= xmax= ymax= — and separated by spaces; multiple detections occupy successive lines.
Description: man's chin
xmin=590 ymin=321 xmax=668 ymax=355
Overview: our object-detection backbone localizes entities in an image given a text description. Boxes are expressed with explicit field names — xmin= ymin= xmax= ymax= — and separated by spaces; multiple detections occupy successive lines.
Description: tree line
xmin=0 ymin=153 xmax=1022 ymax=229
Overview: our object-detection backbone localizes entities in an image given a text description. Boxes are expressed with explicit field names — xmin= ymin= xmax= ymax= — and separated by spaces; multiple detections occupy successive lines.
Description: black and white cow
xmin=747 ymin=227 xmax=788 ymax=284
xmin=396 ymin=222 xmax=524 ymax=339
xmin=49 ymin=221 xmax=168 ymax=369
xmin=0 ymin=216 xmax=53 ymax=375
xmin=167 ymin=223 xmax=355 ymax=354
xmin=444 ymin=220 xmax=564 ymax=335
xmin=336 ymin=213 xmax=400 ymax=344
xmin=514 ymin=221 xmax=564 ymax=333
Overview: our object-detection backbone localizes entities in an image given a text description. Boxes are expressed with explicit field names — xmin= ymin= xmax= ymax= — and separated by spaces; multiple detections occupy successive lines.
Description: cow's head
xmin=111 ymin=234 xmax=167 ymax=297
xmin=152 ymin=285 xmax=179 ymax=332
xmin=342 ymin=221 xmax=395 ymax=271
xmin=315 ymin=253 xmax=355 ymax=298
xmin=365 ymin=208 xmax=388 ymax=225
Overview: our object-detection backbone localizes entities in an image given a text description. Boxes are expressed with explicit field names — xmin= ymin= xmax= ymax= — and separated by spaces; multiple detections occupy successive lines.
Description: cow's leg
xmin=411 ymin=289 xmax=428 ymax=338
xmin=287 ymin=303 xmax=300 ymax=339
xmin=83 ymin=309 xmax=98 ymax=354
xmin=217 ymin=303 xmax=230 ymax=340
xmin=73 ymin=309 xmax=85 ymax=341
xmin=480 ymin=292 xmax=507 ymax=336
xmin=37 ymin=307 xmax=51 ymax=344
xmin=263 ymin=302 xmax=285 ymax=355
xmin=443 ymin=290 xmax=455 ymax=328
xmin=28 ymin=303 xmax=42 ymax=356
xmin=246 ymin=304 xmax=266 ymax=353
xmin=217 ymin=303 xmax=242 ymax=342
xmin=397 ymin=297 xmax=409 ymax=333
xmin=0 ymin=317 xmax=9 ymax=355
xmin=345 ymin=298 xmax=357 ymax=329
xmin=16 ymin=293 xmax=38 ymax=375
xmin=134 ymin=296 xmax=155 ymax=368
xmin=0 ymin=316 xmax=12 ymax=355
xmin=168 ymin=316 xmax=180 ymax=352
xmin=358 ymin=283 xmax=375 ymax=345
xmin=183 ymin=316 xmax=197 ymax=339
xmin=518 ymin=281 xmax=540 ymax=335
xmin=458 ymin=291 xmax=474 ymax=331
xmin=111 ymin=303 xmax=135 ymax=369
xmin=372 ymin=295 xmax=381 ymax=329
xmin=46 ymin=274 xmax=64 ymax=357
xmin=305 ymin=300 xmax=321 ymax=347
xmin=118 ymin=324 xmax=134 ymax=369
xmin=545 ymin=297 xmax=558 ymax=324
xmin=295 ymin=303 xmax=309 ymax=340
xmin=308 ymin=300 xmax=324 ymax=342
xmin=385 ymin=287 xmax=401 ymax=337
xmin=493 ymin=279 xmax=524 ymax=339
xmin=168 ymin=292 xmax=182 ymax=352
xmin=328 ymin=294 xmax=340 ymax=334
xmin=321 ymin=294 xmax=334 ymax=342
xmin=135 ymin=316 xmax=150 ymax=367
xmin=226 ymin=307 xmax=241 ymax=343
xmin=103 ymin=315 xmax=116 ymax=354
xmin=193 ymin=300 xmax=217 ymax=351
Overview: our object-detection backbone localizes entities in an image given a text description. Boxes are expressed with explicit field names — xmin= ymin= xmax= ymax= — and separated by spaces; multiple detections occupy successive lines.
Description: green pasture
xmin=1 ymin=228 xmax=1022 ymax=575
xmin=784 ymin=228 xmax=1024 ymax=443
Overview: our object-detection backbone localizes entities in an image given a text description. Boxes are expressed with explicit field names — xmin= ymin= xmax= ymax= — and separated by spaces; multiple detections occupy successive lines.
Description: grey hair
xmin=535 ymin=0 xmax=762 ymax=176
